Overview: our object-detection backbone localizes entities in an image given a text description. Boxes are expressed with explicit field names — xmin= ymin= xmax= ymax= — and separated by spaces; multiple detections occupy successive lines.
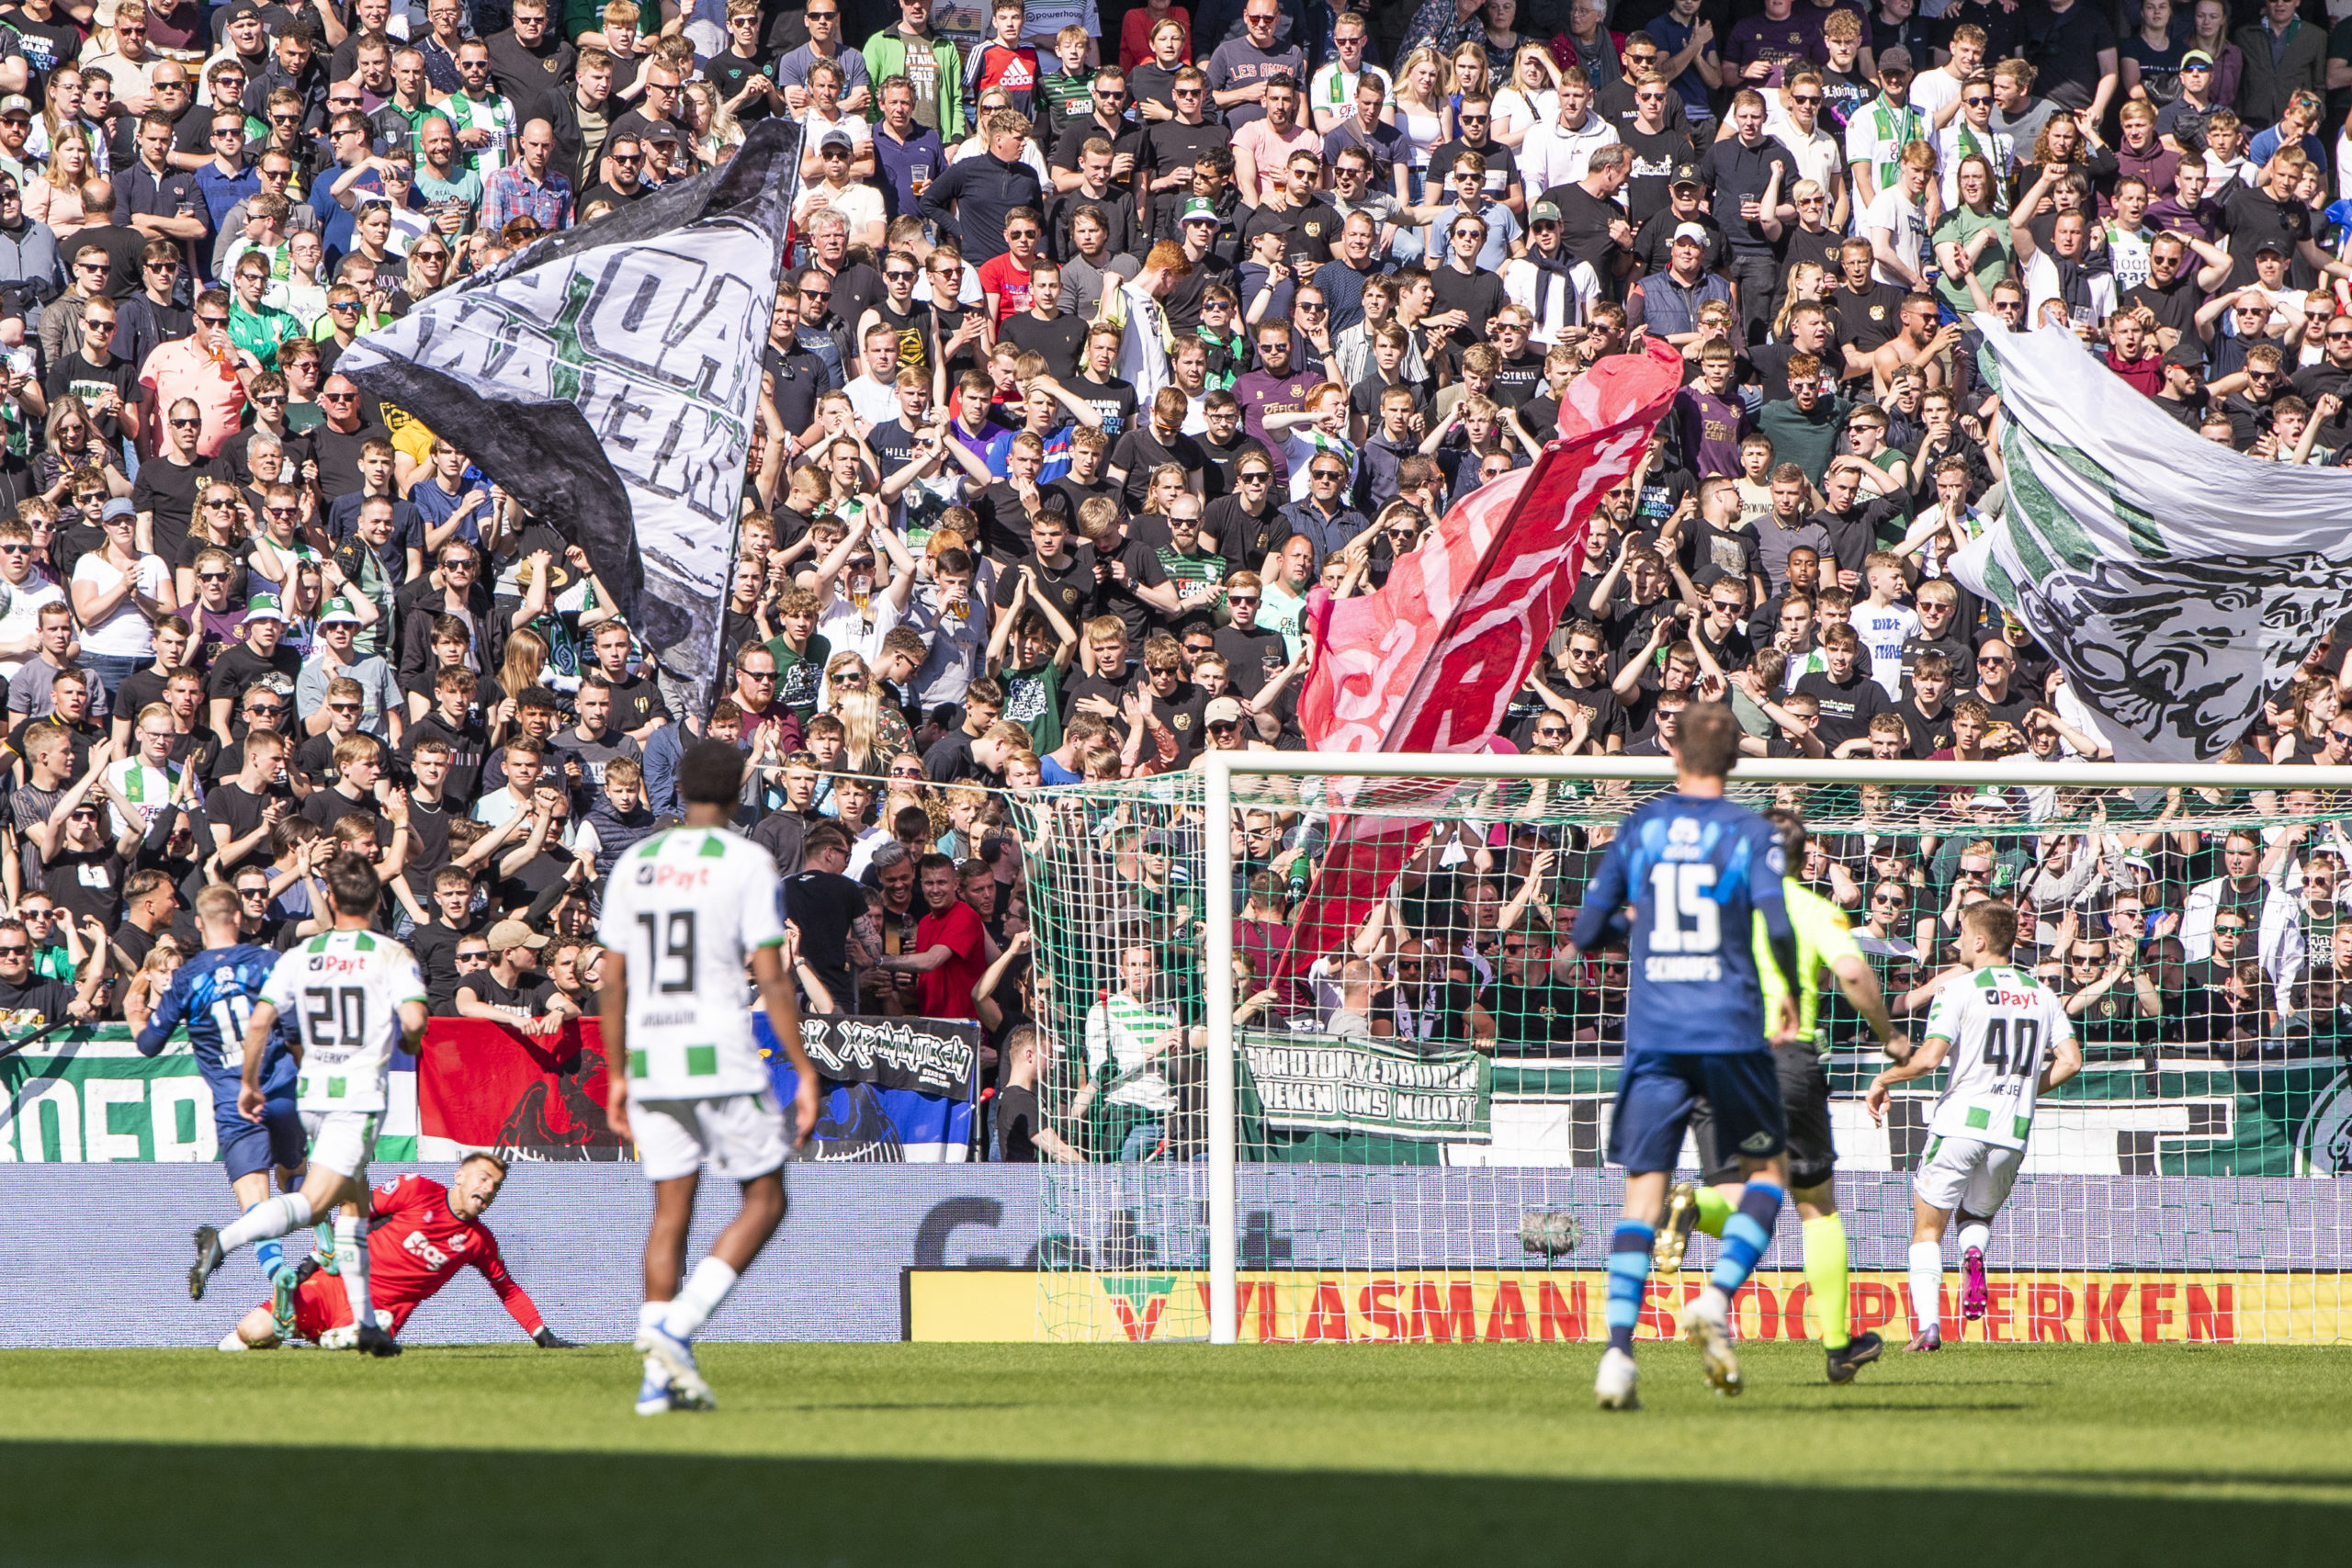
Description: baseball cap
xmin=2256 ymin=237 xmax=2289 ymax=256
xmin=1180 ymin=195 xmax=1219 ymax=224
xmin=1529 ymin=198 xmax=1561 ymax=224
xmin=819 ymin=126 xmax=854 ymax=152
xmin=1877 ymin=45 xmax=1914 ymax=75
xmin=2162 ymin=341 xmax=2206 ymax=373
xmin=2181 ymin=49 xmax=2214 ymax=68
xmin=102 ymin=498 xmax=137 ymax=522
xmin=318 ymin=596 xmax=365 ymax=626
xmin=641 ymin=120 xmax=683 ymax=146
xmin=1668 ymin=162 xmax=1702 ymax=188
xmin=1672 ymin=221 xmax=1709 ymax=245
xmin=0 ymin=96 xmax=31 ymax=120
xmin=1205 ymin=696 xmax=1244 ymax=725
xmin=243 ymin=592 xmax=288 ymax=623
xmin=223 ymin=0 xmax=262 ymax=18
xmin=1966 ymin=791 xmax=2012 ymax=811
xmin=485 ymin=919 xmax=548 ymax=953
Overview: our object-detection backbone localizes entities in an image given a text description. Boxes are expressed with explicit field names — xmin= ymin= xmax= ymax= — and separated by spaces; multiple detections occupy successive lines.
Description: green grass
xmin=3 ymin=1343 xmax=2348 ymax=1566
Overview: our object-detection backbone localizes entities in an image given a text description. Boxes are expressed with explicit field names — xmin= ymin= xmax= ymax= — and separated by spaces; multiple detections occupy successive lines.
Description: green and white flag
xmin=1951 ymin=319 xmax=2352 ymax=762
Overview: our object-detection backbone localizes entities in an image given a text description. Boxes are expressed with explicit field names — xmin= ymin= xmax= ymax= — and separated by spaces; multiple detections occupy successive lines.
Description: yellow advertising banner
xmin=904 ymin=1269 xmax=2352 ymax=1345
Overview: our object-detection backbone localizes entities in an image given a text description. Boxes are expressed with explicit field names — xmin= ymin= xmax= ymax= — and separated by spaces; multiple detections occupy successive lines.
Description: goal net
xmin=1015 ymin=756 xmax=2352 ymax=1348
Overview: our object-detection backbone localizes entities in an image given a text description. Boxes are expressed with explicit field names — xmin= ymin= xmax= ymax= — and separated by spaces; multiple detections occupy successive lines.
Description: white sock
xmin=638 ymin=1302 xmax=667 ymax=1342
xmin=218 ymin=1192 xmax=312 ymax=1254
xmin=335 ymin=1213 xmax=377 ymax=1331
xmin=1957 ymin=1222 xmax=1991 ymax=1258
xmin=1908 ymin=1241 xmax=1944 ymax=1336
xmin=659 ymin=1258 xmax=740 ymax=1343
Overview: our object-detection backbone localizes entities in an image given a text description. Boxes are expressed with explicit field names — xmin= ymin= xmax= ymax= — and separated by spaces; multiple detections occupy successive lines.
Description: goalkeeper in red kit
xmin=220 ymin=1154 xmax=578 ymax=1352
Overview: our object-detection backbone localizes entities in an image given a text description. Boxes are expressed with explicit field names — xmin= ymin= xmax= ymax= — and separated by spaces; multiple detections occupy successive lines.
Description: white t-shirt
xmin=846 ymin=372 xmax=901 ymax=429
xmin=0 ymin=574 xmax=60 ymax=683
xmin=103 ymin=757 xmax=174 ymax=841
xmin=263 ymin=930 xmax=427 ymax=1114
xmin=1849 ymin=601 xmax=1918 ymax=698
xmin=69 ymin=549 xmax=166 ymax=658
xmin=596 ymin=825 xmax=785 ymax=1100
xmin=1863 ymin=183 xmax=1929 ymax=287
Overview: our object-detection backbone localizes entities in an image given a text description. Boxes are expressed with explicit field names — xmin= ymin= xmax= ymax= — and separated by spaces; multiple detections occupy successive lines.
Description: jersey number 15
xmin=1649 ymin=863 xmax=1720 ymax=953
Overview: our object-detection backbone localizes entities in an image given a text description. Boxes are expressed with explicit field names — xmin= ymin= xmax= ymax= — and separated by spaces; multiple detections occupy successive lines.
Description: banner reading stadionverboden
xmin=1240 ymin=1032 xmax=1491 ymax=1141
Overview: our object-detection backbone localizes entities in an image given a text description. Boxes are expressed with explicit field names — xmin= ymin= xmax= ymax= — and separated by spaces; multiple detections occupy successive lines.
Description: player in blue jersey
xmin=130 ymin=884 xmax=312 ymax=1325
xmin=1566 ymin=702 xmax=1803 ymax=1410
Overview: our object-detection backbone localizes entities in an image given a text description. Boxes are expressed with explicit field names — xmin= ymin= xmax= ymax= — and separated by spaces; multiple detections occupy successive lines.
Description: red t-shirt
xmin=915 ymin=899 xmax=988 ymax=1021
xmin=2106 ymin=347 xmax=2164 ymax=398
xmin=978 ymin=253 xmax=1035 ymax=325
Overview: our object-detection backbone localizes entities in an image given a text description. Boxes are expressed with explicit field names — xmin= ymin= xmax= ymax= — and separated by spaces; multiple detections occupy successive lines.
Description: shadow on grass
xmin=2 ymin=1441 xmax=2347 ymax=1568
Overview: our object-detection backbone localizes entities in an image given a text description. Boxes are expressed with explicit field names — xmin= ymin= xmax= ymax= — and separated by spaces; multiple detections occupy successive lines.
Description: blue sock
xmin=255 ymin=1235 xmax=285 ymax=1281
xmin=1606 ymin=1222 xmax=1655 ymax=1354
xmin=1710 ymin=1180 xmax=1785 ymax=1298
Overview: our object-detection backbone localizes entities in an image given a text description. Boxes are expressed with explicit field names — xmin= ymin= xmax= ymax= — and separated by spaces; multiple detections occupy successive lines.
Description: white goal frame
xmin=1200 ymin=753 xmax=2346 ymax=1346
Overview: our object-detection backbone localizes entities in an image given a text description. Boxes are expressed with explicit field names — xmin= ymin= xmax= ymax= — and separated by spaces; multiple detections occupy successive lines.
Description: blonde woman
xmin=881 ymin=749 xmax=934 ymax=828
xmin=490 ymin=626 xmax=549 ymax=739
xmin=1771 ymin=258 xmax=1830 ymax=341
xmin=828 ymin=652 xmax=913 ymax=771
xmin=1449 ymin=39 xmax=1493 ymax=118
xmin=681 ymin=78 xmax=741 ymax=165
xmin=23 ymin=127 xmax=92 ymax=237
xmin=1491 ymin=43 xmax=1560 ymax=147
xmin=1391 ymin=47 xmax=1453 ymax=202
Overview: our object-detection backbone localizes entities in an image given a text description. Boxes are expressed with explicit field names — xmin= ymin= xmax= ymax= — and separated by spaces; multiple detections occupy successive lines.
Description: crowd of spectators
xmin=0 ymin=0 xmax=2346 ymax=1162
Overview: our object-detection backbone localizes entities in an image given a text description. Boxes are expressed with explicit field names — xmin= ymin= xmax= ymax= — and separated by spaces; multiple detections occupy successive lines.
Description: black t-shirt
xmin=1794 ymin=668 xmax=1894 ymax=749
xmin=402 ymin=710 xmax=491 ymax=806
xmin=990 ymin=544 xmax=1096 ymax=629
xmin=1070 ymin=371 xmax=1140 ymax=438
xmin=1552 ymin=180 xmax=1627 ymax=274
xmin=47 ymin=353 xmax=140 ymax=446
xmin=457 ymin=969 xmax=555 ymax=1021
xmin=1001 ymin=311 xmax=1089 ymax=380
xmin=40 ymin=843 xmax=124 ymax=925
xmin=2220 ymin=183 xmax=2311 ymax=289
xmin=0 ymin=972 xmax=75 ymax=1029
xmin=204 ymin=640 xmax=301 ymax=708
xmin=1426 ymin=263 xmax=1509 ymax=347
xmin=411 ymin=918 xmax=473 ymax=1014
xmin=311 ymin=421 xmax=392 ymax=502
xmin=131 ymin=450 xmax=219 ymax=566
xmin=1092 ymin=534 xmax=1169 ymax=647
xmin=784 ymin=866 xmax=868 ymax=1003
xmin=605 ymin=673 xmax=663 ymax=736
xmin=204 ymin=779 xmax=285 ymax=875
xmin=994 ymin=1081 xmax=1041 ymax=1159
xmin=1110 ymin=423 xmax=1208 ymax=511
xmin=1832 ymin=281 xmax=1909 ymax=357
xmin=1214 ymin=624 xmax=1289 ymax=696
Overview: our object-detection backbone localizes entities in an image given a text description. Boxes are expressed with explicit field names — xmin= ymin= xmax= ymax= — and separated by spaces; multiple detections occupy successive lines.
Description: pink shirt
xmin=138 ymin=337 xmax=248 ymax=459
xmin=1231 ymin=119 xmax=1321 ymax=203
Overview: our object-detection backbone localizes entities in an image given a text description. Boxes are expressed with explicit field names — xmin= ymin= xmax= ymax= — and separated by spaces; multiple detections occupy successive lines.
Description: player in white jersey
xmin=602 ymin=739 xmax=820 ymax=1416
xmin=188 ymin=853 xmax=429 ymax=1359
xmin=1865 ymin=901 xmax=2080 ymax=1350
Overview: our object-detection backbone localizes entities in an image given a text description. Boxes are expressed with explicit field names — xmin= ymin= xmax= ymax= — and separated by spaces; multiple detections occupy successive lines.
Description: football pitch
xmin=3 ymin=1343 xmax=2347 ymax=1566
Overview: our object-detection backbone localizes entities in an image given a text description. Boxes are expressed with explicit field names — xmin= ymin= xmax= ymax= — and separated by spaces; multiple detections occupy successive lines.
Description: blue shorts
xmin=1607 ymin=1050 xmax=1785 ymax=1175
xmin=219 ymin=1099 xmax=306 ymax=1182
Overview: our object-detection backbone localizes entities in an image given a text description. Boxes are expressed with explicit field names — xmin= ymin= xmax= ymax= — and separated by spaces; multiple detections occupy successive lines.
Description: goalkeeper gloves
xmin=532 ymin=1326 xmax=578 ymax=1348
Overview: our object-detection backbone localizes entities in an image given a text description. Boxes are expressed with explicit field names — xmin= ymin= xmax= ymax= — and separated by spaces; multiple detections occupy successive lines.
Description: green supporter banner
xmin=0 ymin=1028 xmax=420 ymax=1164
xmin=1238 ymin=1032 xmax=1492 ymax=1145
xmin=1485 ymin=1057 xmax=2352 ymax=1177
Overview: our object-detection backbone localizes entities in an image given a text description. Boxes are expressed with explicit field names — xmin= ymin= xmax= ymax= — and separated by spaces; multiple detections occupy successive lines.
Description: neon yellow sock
xmin=1694 ymin=1186 xmax=1735 ymax=1237
xmin=1804 ymin=1213 xmax=1850 ymax=1349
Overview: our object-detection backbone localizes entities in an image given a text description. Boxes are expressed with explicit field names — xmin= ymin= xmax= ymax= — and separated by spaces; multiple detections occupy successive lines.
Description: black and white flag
xmin=339 ymin=121 xmax=800 ymax=683
xmin=1951 ymin=319 xmax=2352 ymax=762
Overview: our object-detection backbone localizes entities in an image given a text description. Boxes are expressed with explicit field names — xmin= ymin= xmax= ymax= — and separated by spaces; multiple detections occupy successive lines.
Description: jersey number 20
xmin=1648 ymin=863 xmax=1720 ymax=953
xmin=302 ymin=986 xmax=368 ymax=1047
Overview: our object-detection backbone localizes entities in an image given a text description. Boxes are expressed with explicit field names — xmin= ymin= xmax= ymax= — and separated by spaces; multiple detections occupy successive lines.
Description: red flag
xmin=1278 ymin=341 xmax=1685 ymax=970
xmin=416 ymin=1018 xmax=628 ymax=1159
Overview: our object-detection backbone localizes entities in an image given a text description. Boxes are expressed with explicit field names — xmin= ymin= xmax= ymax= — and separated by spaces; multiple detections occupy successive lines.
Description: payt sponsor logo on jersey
xmin=638 ymin=863 xmax=713 ymax=890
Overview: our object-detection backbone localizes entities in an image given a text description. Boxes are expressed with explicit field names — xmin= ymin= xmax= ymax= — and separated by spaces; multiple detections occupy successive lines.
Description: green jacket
xmin=860 ymin=27 xmax=965 ymax=141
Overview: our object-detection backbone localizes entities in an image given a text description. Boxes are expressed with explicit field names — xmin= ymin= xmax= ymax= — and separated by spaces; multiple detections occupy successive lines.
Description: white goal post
xmin=1197 ymin=754 xmax=2352 ymax=1347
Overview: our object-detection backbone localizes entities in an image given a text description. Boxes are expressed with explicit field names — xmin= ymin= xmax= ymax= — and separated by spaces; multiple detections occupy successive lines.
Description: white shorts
xmin=1914 ymin=1134 xmax=2023 ymax=1220
xmin=301 ymin=1110 xmax=380 ymax=1180
xmin=634 ymin=1089 xmax=791 ymax=1184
